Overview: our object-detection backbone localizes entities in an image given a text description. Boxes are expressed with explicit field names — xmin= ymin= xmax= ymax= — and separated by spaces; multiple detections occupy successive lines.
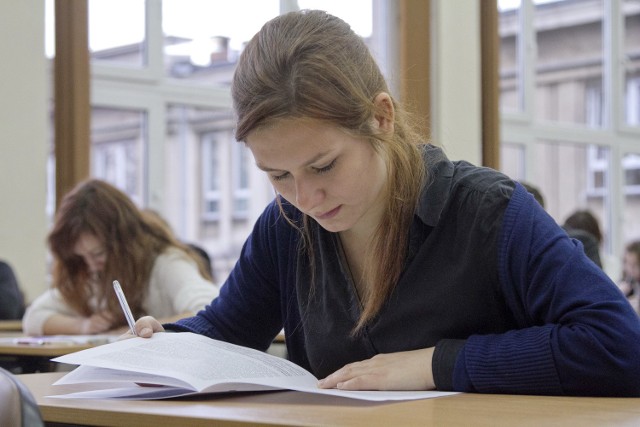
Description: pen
xmin=113 ymin=280 xmax=137 ymax=336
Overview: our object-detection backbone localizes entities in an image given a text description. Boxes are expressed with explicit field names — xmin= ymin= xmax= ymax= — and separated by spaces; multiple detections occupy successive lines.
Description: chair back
xmin=0 ymin=367 xmax=44 ymax=427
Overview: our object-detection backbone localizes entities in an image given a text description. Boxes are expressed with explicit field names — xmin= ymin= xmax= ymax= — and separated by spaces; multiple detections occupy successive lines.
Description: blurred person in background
xmin=22 ymin=179 xmax=219 ymax=336
xmin=620 ymin=240 xmax=640 ymax=314
xmin=0 ymin=260 xmax=25 ymax=320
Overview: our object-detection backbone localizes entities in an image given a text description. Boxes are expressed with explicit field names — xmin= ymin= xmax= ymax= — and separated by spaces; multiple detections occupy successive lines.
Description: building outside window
xmin=498 ymin=0 xmax=640 ymax=279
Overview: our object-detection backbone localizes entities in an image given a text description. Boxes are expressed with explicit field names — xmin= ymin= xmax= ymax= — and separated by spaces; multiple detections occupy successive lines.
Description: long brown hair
xmin=48 ymin=179 xmax=211 ymax=323
xmin=232 ymin=10 xmax=426 ymax=333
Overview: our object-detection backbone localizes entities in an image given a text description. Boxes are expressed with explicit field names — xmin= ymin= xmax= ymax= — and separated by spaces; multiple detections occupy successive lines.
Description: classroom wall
xmin=0 ymin=1 xmax=49 ymax=303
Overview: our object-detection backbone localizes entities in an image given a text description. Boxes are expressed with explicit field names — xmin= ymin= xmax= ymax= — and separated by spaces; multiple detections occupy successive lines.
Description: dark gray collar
xmin=416 ymin=145 xmax=455 ymax=227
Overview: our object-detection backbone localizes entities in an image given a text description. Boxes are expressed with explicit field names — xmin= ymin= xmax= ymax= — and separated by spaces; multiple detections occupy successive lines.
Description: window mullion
xmin=145 ymin=0 xmax=164 ymax=80
xmin=603 ymin=0 xmax=623 ymax=132
xmin=520 ymin=0 xmax=537 ymax=182
xmin=605 ymin=0 xmax=624 ymax=256
xmin=520 ymin=0 xmax=535 ymax=122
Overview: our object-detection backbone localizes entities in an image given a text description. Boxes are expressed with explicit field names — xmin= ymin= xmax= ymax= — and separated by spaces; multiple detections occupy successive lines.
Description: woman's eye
xmin=271 ymin=172 xmax=290 ymax=182
xmin=315 ymin=160 xmax=336 ymax=174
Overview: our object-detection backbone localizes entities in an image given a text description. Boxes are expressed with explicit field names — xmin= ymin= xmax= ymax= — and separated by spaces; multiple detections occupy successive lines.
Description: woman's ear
xmin=372 ymin=92 xmax=395 ymax=134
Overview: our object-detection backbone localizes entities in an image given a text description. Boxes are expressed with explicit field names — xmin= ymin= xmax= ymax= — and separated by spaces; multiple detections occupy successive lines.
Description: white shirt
xmin=22 ymin=248 xmax=219 ymax=335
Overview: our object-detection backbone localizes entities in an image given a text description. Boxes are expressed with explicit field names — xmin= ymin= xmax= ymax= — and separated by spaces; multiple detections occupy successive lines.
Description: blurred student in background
xmin=22 ymin=179 xmax=219 ymax=335
xmin=141 ymin=208 xmax=216 ymax=283
xmin=562 ymin=209 xmax=622 ymax=279
xmin=563 ymin=210 xmax=602 ymax=245
xmin=520 ymin=182 xmax=602 ymax=268
xmin=0 ymin=260 xmax=25 ymax=320
xmin=620 ymin=240 xmax=640 ymax=314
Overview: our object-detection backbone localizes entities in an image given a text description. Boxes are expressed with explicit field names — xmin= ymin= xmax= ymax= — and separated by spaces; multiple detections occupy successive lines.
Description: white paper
xmin=50 ymin=332 xmax=458 ymax=401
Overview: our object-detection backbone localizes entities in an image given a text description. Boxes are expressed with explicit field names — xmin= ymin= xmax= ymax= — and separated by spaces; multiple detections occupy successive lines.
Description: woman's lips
xmin=315 ymin=205 xmax=341 ymax=220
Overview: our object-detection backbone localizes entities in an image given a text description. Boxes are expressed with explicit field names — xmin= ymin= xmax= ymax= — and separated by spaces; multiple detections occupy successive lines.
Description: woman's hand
xmin=317 ymin=347 xmax=436 ymax=391
xmin=79 ymin=311 xmax=115 ymax=334
xmin=134 ymin=315 xmax=165 ymax=338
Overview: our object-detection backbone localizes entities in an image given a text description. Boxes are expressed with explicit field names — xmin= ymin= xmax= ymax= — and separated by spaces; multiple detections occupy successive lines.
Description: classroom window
xmin=498 ymin=0 xmax=523 ymax=113
xmin=501 ymin=142 xmax=526 ymax=181
xmin=627 ymin=77 xmax=640 ymax=126
xmin=498 ymin=0 xmax=640 ymax=263
xmin=624 ymin=0 xmax=640 ymax=127
xmin=231 ymin=142 xmax=250 ymax=220
xmin=89 ymin=0 xmax=146 ymax=67
xmin=201 ymin=136 xmax=221 ymax=222
xmin=162 ymin=0 xmax=279 ymax=84
xmin=91 ymin=107 xmax=147 ymax=205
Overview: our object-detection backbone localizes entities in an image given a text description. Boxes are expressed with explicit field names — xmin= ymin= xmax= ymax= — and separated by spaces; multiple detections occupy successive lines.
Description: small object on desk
xmin=14 ymin=337 xmax=76 ymax=346
xmin=10 ymin=335 xmax=116 ymax=346
xmin=113 ymin=280 xmax=137 ymax=336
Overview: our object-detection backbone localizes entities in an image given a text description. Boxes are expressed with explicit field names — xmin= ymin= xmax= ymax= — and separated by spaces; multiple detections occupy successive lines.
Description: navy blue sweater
xmin=171 ymin=145 xmax=640 ymax=396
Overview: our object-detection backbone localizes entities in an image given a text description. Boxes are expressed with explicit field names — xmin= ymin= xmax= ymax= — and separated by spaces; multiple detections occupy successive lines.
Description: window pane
xmin=232 ymin=141 xmax=251 ymax=220
xmin=533 ymin=139 xmax=610 ymax=248
xmin=164 ymin=104 xmax=233 ymax=225
xmin=89 ymin=0 xmax=146 ymax=67
xmin=45 ymin=0 xmax=55 ymax=58
xmin=623 ymin=152 xmax=640 ymax=239
xmin=498 ymin=0 xmax=522 ymax=112
xmin=91 ymin=107 xmax=147 ymax=205
xmin=162 ymin=0 xmax=279 ymax=84
xmin=500 ymin=142 xmax=526 ymax=180
xmin=164 ymin=104 xmax=269 ymax=280
xmin=624 ymin=0 xmax=640 ymax=127
xmin=534 ymin=0 xmax=604 ymax=127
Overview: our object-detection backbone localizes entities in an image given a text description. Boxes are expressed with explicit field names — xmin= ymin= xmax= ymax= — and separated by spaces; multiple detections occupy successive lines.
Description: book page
xmin=53 ymin=332 xmax=318 ymax=391
xmin=51 ymin=384 xmax=458 ymax=401
xmin=51 ymin=332 xmax=460 ymax=401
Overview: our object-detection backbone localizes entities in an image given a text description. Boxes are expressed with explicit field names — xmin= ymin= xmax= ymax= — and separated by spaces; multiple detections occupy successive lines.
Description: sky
xmin=46 ymin=0 xmax=372 ymax=57
xmin=45 ymin=0 xmax=566 ymax=57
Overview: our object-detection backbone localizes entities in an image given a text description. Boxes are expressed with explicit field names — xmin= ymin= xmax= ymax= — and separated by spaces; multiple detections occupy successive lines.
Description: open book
xmin=50 ymin=332 xmax=457 ymax=401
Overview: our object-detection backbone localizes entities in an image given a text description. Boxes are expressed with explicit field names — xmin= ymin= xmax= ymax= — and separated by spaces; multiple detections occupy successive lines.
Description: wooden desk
xmin=18 ymin=372 xmax=640 ymax=427
xmin=0 ymin=319 xmax=23 ymax=331
xmin=0 ymin=340 xmax=95 ymax=358
xmin=0 ymin=335 xmax=115 ymax=373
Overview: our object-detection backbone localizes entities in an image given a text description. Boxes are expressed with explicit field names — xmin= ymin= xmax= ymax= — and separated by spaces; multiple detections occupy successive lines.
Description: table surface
xmin=18 ymin=371 xmax=640 ymax=427
xmin=0 ymin=319 xmax=23 ymax=331
xmin=0 ymin=334 xmax=117 ymax=357
xmin=0 ymin=339 xmax=103 ymax=357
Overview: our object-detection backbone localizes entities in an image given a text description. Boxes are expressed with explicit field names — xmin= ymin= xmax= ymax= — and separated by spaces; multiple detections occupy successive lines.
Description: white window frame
xmin=201 ymin=134 xmax=221 ymax=221
xmin=500 ymin=0 xmax=640 ymax=257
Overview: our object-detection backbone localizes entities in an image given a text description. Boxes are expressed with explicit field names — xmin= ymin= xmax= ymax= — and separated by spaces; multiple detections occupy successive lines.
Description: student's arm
xmin=42 ymin=311 xmax=115 ymax=335
xmin=137 ymin=201 xmax=289 ymax=352
xmin=23 ymin=288 xmax=113 ymax=335
xmin=453 ymin=186 xmax=640 ymax=396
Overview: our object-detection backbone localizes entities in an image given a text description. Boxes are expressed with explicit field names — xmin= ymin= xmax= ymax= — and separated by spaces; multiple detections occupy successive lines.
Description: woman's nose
xmin=84 ymin=256 xmax=100 ymax=273
xmin=294 ymin=177 xmax=322 ymax=212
